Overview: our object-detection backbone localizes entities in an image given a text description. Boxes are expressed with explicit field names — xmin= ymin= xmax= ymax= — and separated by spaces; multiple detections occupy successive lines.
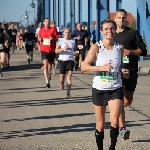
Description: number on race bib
xmin=123 ymin=56 xmax=129 ymax=63
xmin=12 ymin=32 xmax=16 ymax=36
xmin=26 ymin=41 xmax=32 ymax=45
xmin=100 ymin=71 xmax=118 ymax=82
xmin=43 ymin=38 xmax=51 ymax=45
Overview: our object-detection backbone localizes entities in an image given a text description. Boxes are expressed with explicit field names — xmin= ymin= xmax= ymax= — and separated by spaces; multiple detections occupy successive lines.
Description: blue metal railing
xmin=137 ymin=0 xmax=150 ymax=60
xmin=39 ymin=0 xmax=150 ymax=61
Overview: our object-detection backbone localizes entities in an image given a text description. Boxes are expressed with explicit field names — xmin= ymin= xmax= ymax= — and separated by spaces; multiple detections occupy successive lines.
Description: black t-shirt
xmin=0 ymin=28 xmax=4 ymax=44
xmin=23 ymin=32 xmax=36 ymax=48
xmin=71 ymin=29 xmax=88 ymax=46
xmin=114 ymin=27 xmax=147 ymax=72
xmin=8 ymin=29 xmax=17 ymax=42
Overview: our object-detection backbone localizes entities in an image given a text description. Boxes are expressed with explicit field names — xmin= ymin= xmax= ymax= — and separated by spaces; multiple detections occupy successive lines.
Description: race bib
xmin=100 ymin=71 xmax=118 ymax=82
xmin=26 ymin=41 xmax=32 ymax=45
xmin=12 ymin=32 xmax=16 ymax=36
xmin=43 ymin=38 xmax=51 ymax=45
xmin=123 ymin=56 xmax=129 ymax=63
xmin=0 ymin=44 xmax=3 ymax=50
xmin=77 ymin=45 xmax=83 ymax=49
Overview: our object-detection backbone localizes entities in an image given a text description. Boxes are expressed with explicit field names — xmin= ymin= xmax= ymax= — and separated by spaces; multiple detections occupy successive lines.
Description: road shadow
xmin=0 ymin=122 xmax=110 ymax=139
xmin=132 ymin=139 xmax=150 ymax=143
xmin=0 ymin=86 xmax=91 ymax=94
xmin=2 ymin=63 xmax=42 ymax=72
xmin=1 ymin=112 xmax=94 ymax=123
xmin=0 ymin=96 xmax=92 ymax=109
xmin=129 ymin=106 xmax=150 ymax=119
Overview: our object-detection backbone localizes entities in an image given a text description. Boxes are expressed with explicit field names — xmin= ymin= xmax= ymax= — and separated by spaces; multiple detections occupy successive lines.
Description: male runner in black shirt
xmin=114 ymin=9 xmax=147 ymax=140
xmin=23 ymin=25 xmax=36 ymax=66
xmin=71 ymin=23 xmax=88 ymax=73
xmin=8 ymin=23 xmax=17 ymax=54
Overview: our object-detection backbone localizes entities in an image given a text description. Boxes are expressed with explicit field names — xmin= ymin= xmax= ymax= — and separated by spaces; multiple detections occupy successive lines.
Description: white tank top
xmin=58 ymin=38 xmax=76 ymax=61
xmin=92 ymin=40 xmax=122 ymax=90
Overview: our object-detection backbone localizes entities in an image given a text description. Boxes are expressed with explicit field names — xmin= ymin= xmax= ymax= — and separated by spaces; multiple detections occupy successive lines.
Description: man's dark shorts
xmin=26 ymin=47 xmax=33 ymax=54
xmin=41 ymin=51 xmax=56 ymax=63
xmin=122 ymin=72 xmax=138 ymax=92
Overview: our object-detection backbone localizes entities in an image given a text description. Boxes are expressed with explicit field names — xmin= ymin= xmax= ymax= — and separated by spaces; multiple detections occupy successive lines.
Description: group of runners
xmin=0 ymin=8 xmax=147 ymax=150
xmin=0 ymin=22 xmax=19 ymax=76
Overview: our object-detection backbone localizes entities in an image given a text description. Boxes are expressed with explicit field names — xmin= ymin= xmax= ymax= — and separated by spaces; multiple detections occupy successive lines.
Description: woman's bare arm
xmin=81 ymin=43 xmax=111 ymax=72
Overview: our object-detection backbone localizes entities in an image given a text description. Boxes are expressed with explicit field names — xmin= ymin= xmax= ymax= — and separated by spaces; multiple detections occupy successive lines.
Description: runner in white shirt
xmin=81 ymin=19 xmax=129 ymax=150
xmin=55 ymin=27 xmax=76 ymax=98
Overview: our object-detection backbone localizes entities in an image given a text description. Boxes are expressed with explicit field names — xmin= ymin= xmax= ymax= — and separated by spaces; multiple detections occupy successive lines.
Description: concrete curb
xmin=138 ymin=66 xmax=150 ymax=74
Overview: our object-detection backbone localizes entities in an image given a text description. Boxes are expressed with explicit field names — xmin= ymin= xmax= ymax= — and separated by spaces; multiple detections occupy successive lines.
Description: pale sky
xmin=0 ymin=0 xmax=137 ymax=26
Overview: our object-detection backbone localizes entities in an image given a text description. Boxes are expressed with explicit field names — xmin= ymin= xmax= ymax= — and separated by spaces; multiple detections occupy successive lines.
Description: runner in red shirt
xmin=38 ymin=18 xmax=59 ymax=88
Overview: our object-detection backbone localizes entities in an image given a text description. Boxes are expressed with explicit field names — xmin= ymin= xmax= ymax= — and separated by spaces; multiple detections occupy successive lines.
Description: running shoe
xmin=0 ymin=63 xmax=4 ymax=69
xmin=0 ymin=72 xmax=2 ymax=77
xmin=46 ymin=83 xmax=50 ymax=88
xmin=66 ymin=93 xmax=71 ymax=99
xmin=120 ymin=127 xmax=130 ymax=140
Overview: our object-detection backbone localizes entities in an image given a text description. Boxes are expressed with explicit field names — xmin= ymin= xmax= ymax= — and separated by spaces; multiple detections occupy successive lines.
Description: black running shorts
xmin=92 ymin=87 xmax=123 ymax=106
xmin=0 ymin=49 xmax=5 ymax=53
xmin=122 ymin=72 xmax=138 ymax=92
xmin=41 ymin=51 xmax=56 ymax=63
xmin=59 ymin=60 xmax=74 ymax=74
xmin=77 ymin=47 xmax=86 ymax=61
xmin=26 ymin=47 xmax=33 ymax=54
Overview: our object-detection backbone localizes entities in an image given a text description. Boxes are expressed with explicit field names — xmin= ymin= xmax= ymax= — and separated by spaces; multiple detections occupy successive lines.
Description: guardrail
xmin=137 ymin=0 xmax=150 ymax=60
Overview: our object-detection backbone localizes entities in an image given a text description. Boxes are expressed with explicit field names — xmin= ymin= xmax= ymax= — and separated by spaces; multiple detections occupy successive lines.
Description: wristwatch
xmin=129 ymin=49 xmax=133 ymax=55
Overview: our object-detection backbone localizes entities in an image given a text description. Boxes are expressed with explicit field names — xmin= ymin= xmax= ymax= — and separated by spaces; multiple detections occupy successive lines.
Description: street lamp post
xmin=25 ymin=11 xmax=34 ymax=26
xmin=24 ymin=11 xmax=29 ymax=26
xmin=24 ymin=2 xmax=36 ymax=27
xmin=20 ymin=14 xmax=25 ymax=26
xmin=30 ymin=0 xmax=36 ymax=26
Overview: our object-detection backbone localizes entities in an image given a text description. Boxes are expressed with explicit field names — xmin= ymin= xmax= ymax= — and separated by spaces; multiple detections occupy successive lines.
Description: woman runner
xmin=55 ymin=27 xmax=76 ymax=98
xmin=81 ymin=19 xmax=129 ymax=150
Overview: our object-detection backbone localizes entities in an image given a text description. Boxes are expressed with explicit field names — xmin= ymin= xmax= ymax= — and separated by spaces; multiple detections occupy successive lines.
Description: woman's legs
xmin=66 ymin=70 xmax=72 ymax=98
xmin=60 ymin=74 xmax=65 ymax=89
xmin=108 ymin=99 xmax=122 ymax=150
xmin=93 ymin=105 xmax=106 ymax=150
